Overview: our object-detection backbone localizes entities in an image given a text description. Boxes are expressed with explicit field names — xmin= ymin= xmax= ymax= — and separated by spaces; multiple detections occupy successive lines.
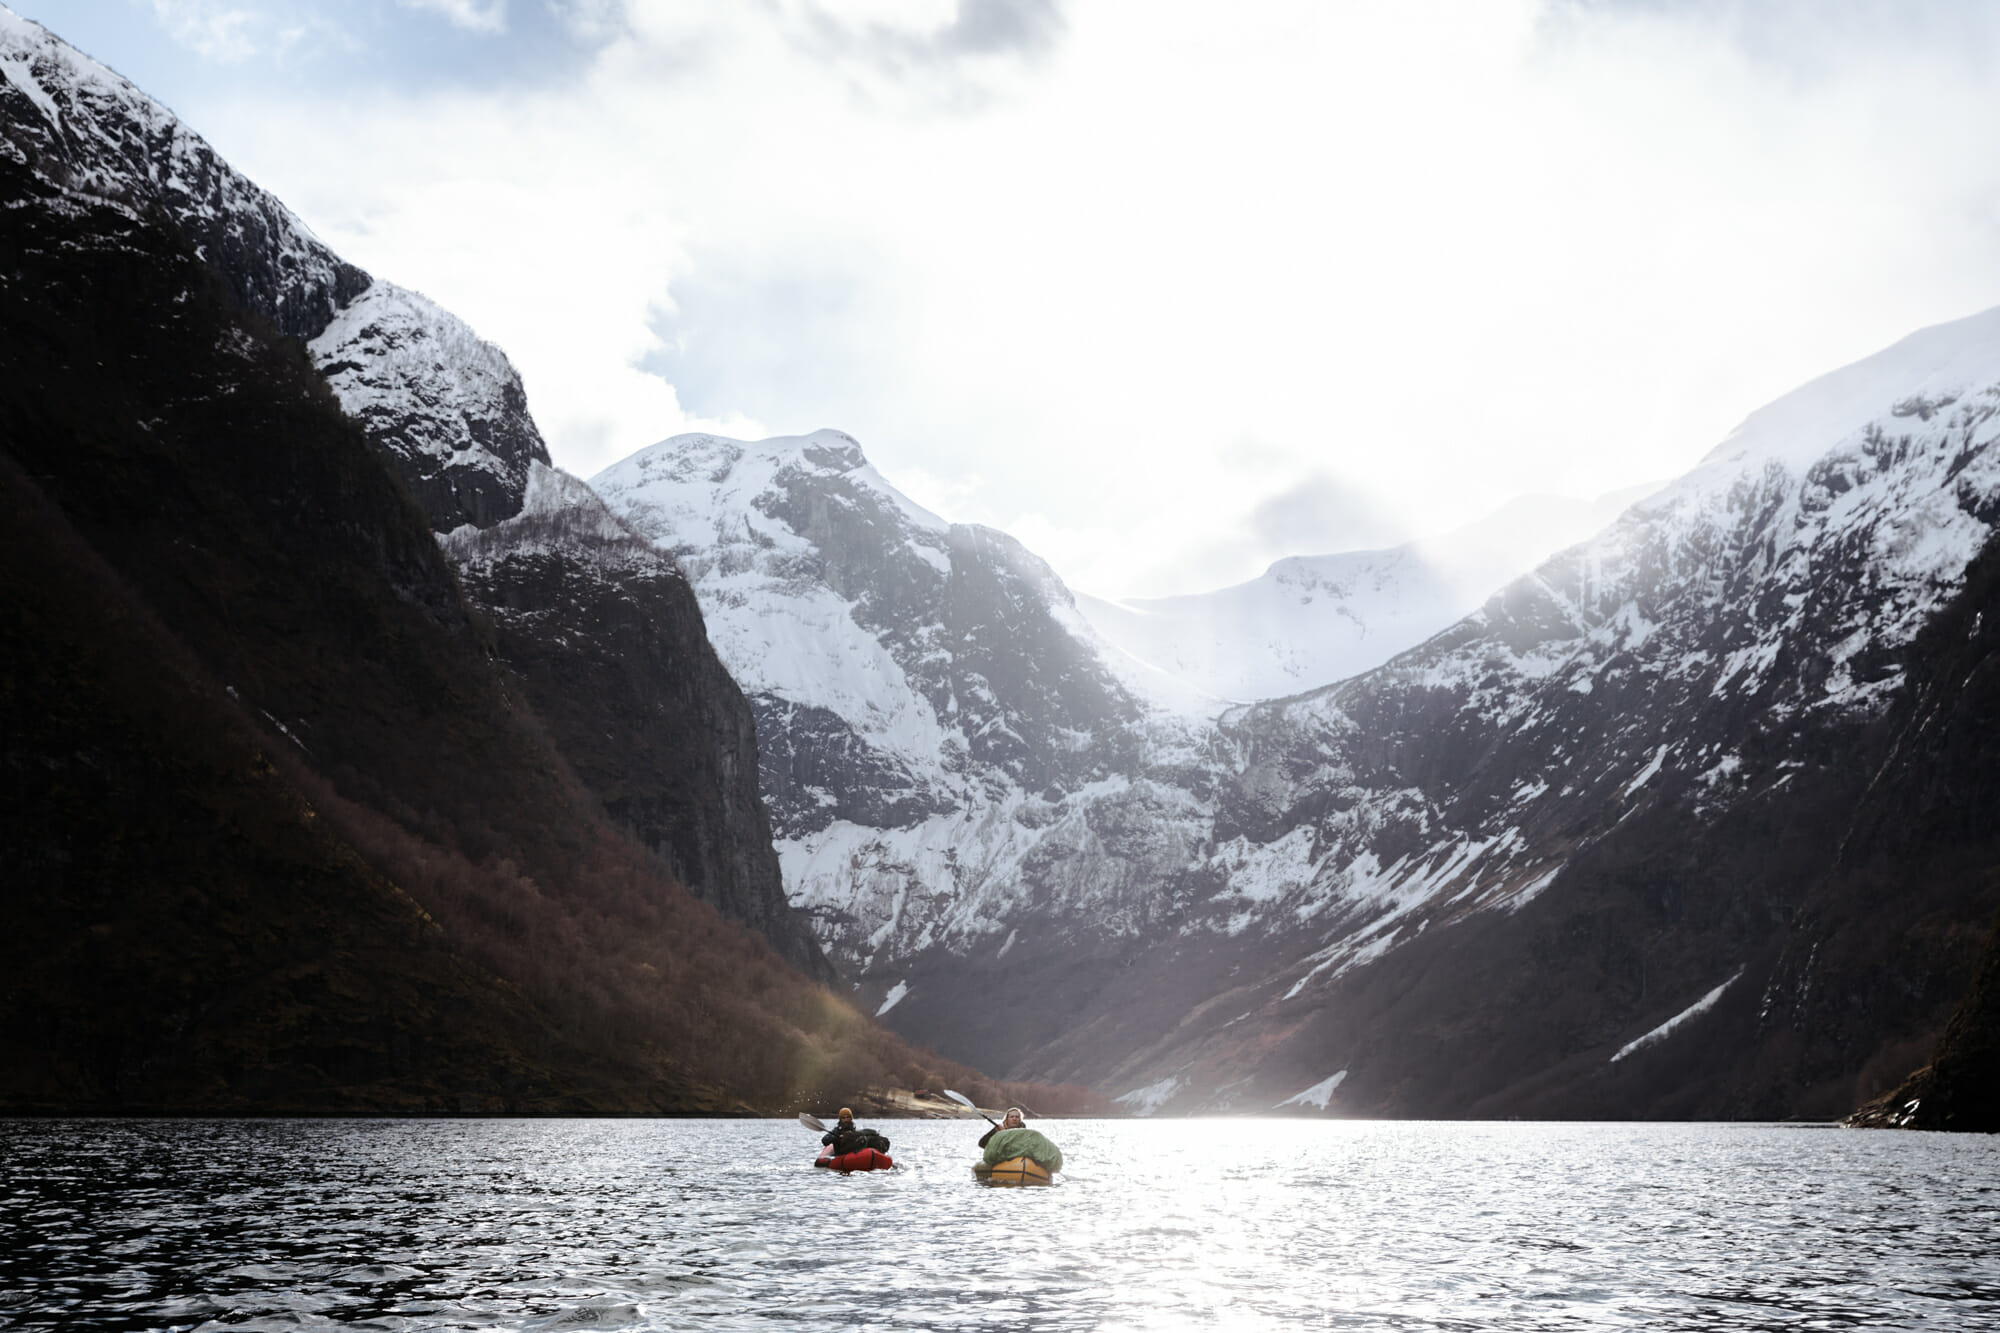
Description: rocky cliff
xmin=442 ymin=465 xmax=832 ymax=979
xmin=311 ymin=282 xmax=550 ymax=531
xmin=1848 ymin=915 xmax=2000 ymax=1132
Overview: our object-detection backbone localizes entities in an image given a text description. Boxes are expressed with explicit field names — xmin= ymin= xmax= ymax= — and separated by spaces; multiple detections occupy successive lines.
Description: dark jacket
xmin=822 ymin=1125 xmax=889 ymax=1155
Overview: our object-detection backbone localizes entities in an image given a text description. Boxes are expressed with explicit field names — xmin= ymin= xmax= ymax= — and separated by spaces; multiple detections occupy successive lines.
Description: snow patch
xmin=874 ymin=980 xmax=910 ymax=1017
xmin=1610 ymin=968 xmax=1744 ymax=1063
xmin=1114 ymin=1073 xmax=1188 ymax=1115
xmin=1275 ymin=1071 xmax=1347 ymax=1110
xmin=1621 ymin=744 xmax=1671 ymax=798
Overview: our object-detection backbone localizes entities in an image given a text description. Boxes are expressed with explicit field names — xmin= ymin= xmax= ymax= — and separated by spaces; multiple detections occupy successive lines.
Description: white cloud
xmin=179 ymin=0 xmax=2000 ymax=596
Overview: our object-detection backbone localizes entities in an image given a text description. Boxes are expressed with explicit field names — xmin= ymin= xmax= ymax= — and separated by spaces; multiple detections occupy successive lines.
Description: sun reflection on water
xmin=1 ymin=1117 xmax=1995 ymax=1330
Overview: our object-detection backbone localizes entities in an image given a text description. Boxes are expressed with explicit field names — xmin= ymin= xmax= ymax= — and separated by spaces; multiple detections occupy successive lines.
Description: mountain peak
xmin=1699 ymin=303 xmax=2000 ymax=479
xmin=609 ymin=429 xmax=950 ymax=540
xmin=0 ymin=5 xmax=369 ymax=342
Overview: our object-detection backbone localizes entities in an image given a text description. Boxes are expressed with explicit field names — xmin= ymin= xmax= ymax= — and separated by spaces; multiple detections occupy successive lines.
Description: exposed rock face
xmin=1845 ymin=532 xmax=2000 ymax=1132
xmin=312 ymin=283 xmax=551 ymax=532
xmin=14 ymin=3 xmax=1995 ymax=1122
xmin=0 ymin=9 xmax=546 ymax=535
xmin=1055 ymin=313 xmax=2000 ymax=1117
xmin=0 ymin=9 xmax=365 ymax=340
xmin=1849 ymin=916 xmax=2000 ymax=1133
xmin=443 ymin=465 xmax=833 ymax=980
xmin=0 ymin=156 xmax=643 ymax=1110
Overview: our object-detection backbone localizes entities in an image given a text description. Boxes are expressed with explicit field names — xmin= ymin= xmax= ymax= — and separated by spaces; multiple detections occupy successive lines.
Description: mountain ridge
xmin=594 ymin=307 xmax=2000 ymax=1121
xmin=1074 ymin=483 xmax=1661 ymax=704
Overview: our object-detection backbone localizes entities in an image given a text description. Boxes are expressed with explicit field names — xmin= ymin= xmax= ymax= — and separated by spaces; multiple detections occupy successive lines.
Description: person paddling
xmin=979 ymin=1106 xmax=1062 ymax=1173
xmin=821 ymin=1107 xmax=889 ymax=1156
xmin=978 ymin=1106 xmax=1025 ymax=1148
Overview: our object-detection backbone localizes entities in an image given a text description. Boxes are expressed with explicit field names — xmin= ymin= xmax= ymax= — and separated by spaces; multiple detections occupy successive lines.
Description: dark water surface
xmin=2 ymin=1118 xmax=1996 ymax=1330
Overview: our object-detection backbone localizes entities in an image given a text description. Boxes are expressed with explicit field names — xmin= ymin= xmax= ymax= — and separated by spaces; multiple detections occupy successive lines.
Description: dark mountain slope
xmin=0 ymin=450 xmax=583 ymax=1113
xmin=1848 ymin=913 xmax=2000 ymax=1131
xmin=0 ymin=167 xmax=996 ymax=1112
xmin=0 ymin=8 xmax=828 ymax=972
xmin=443 ymin=473 xmax=834 ymax=980
xmin=1844 ymin=532 xmax=2000 ymax=1130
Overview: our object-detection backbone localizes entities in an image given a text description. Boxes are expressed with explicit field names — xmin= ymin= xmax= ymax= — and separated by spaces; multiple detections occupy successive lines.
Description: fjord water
xmin=2 ymin=1119 xmax=1995 ymax=1331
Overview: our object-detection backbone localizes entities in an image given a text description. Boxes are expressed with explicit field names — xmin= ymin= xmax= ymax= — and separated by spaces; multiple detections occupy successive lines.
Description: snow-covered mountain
xmin=441 ymin=463 xmax=832 ymax=977
xmin=591 ymin=431 xmax=1215 ymax=976
xmin=1075 ymin=485 xmax=1657 ymax=702
xmin=15 ymin=0 xmax=1994 ymax=1121
xmin=595 ymin=310 xmax=2000 ymax=1120
xmin=1059 ymin=304 xmax=2000 ymax=1113
xmin=1211 ymin=307 xmax=2000 ymax=978
xmin=312 ymin=282 xmax=551 ymax=531
xmin=0 ymin=8 xmax=361 ymax=341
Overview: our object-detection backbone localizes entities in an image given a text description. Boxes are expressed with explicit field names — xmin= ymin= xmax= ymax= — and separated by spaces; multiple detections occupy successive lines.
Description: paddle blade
xmin=798 ymin=1112 xmax=827 ymax=1133
xmin=941 ymin=1089 xmax=976 ymax=1111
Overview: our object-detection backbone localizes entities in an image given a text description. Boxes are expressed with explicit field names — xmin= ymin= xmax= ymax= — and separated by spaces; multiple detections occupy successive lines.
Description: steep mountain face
xmin=591 ymin=432 xmax=1216 ymax=976
xmin=442 ymin=464 xmax=833 ymax=979
xmin=1844 ymin=532 xmax=2000 ymax=1132
xmin=600 ymin=313 xmax=2000 ymax=1122
xmin=0 ymin=198 xmax=583 ymax=1111
xmin=0 ymin=9 xmax=537 ymax=533
xmin=0 ymin=10 xmax=920 ymax=1109
xmin=0 ymin=8 xmax=363 ymax=340
xmin=0 ymin=8 xmax=824 ymax=971
xmin=1850 ymin=913 xmax=2000 ymax=1132
xmin=1076 ymin=486 xmax=1656 ymax=702
xmin=16 ymin=1 xmax=1989 ymax=1122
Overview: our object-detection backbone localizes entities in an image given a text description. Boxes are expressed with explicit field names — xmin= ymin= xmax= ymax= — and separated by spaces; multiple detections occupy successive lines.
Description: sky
xmin=19 ymin=0 xmax=2000 ymax=597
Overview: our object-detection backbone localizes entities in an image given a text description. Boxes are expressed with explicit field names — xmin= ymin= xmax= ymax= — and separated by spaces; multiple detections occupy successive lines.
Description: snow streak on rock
xmin=1610 ymin=969 xmax=1743 ymax=1063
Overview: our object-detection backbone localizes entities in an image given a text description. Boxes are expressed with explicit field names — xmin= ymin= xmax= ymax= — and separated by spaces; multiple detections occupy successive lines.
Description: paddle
xmin=942 ymin=1088 xmax=1000 ymax=1129
xmin=798 ymin=1112 xmax=827 ymax=1134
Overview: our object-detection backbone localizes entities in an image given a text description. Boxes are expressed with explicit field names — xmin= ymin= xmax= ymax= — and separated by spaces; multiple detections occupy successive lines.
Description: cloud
xmin=778 ymin=0 xmax=1066 ymax=66
xmin=942 ymin=0 xmax=1063 ymax=57
xmin=641 ymin=256 xmax=892 ymax=434
xmin=1248 ymin=475 xmax=1409 ymax=558
xmin=553 ymin=0 xmax=625 ymax=44
xmin=397 ymin=0 xmax=507 ymax=35
xmin=145 ymin=0 xmax=259 ymax=61
xmin=142 ymin=0 xmax=2000 ymax=598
